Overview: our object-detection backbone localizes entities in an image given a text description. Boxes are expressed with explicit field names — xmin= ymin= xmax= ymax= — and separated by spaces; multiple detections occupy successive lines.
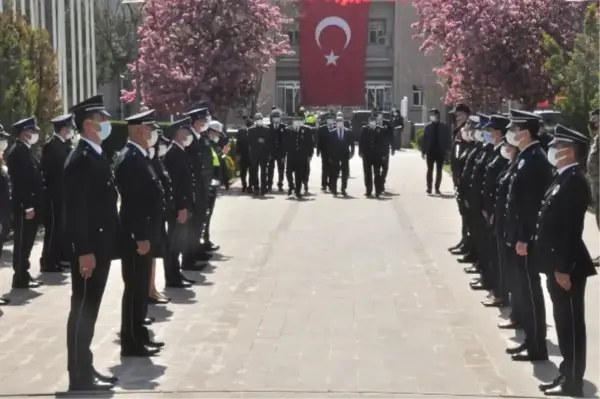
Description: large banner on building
xmin=299 ymin=0 xmax=369 ymax=106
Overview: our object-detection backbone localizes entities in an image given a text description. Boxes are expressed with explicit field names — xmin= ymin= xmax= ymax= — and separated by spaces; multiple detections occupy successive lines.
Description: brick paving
xmin=0 ymin=150 xmax=597 ymax=397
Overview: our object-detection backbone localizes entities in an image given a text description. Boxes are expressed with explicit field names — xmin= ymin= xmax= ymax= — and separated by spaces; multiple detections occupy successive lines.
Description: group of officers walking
xmin=0 ymin=94 xmax=230 ymax=392
xmin=234 ymin=107 xmax=397 ymax=198
xmin=448 ymin=103 xmax=597 ymax=397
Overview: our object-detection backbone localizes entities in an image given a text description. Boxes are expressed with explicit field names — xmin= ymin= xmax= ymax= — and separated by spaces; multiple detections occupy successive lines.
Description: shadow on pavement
xmin=209 ymin=253 xmax=232 ymax=262
xmin=583 ymin=380 xmax=599 ymax=398
xmin=4 ymin=288 xmax=42 ymax=305
xmin=149 ymin=304 xmax=173 ymax=323
xmin=109 ymin=357 xmax=166 ymax=391
xmin=55 ymin=390 xmax=115 ymax=398
xmin=38 ymin=271 xmax=69 ymax=286
xmin=164 ymin=287 xmax=197 ymax=305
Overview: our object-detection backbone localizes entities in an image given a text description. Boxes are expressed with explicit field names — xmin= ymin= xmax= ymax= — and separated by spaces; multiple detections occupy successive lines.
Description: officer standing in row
xmin=586 ymin=108 xmax=599 ymax=266
xmin=359 ymin=116 xmax=387 ymax=197
xmin=163 ymin=118 xmax=195 ymax=287
xmin=235 ymin=118 xmax=252 ymax=193
xmin=504 ymin=109 xmax=553 ymax=362
xmin=267 ymin=109 xmax=287 ymax=192
xmin=317 ymin=112 xmax=334 ymax=192
xmin=285 ymin=117 xmax=313 ymax=199
xmin=535 ymin=125 xmax=596 ymax=397
xmin=247 ymin=113 xmax=272 ymax=196
xmin=40 ymin=113 xmax=74 ymax=273
xmin=114 ymin=109 xmax=164 ymax=357
xmin=202 ymin=121 xmax=225 ymax=251
xmin=64 ymin=94 xmax=119 ymax=391
xmin=6 ymin=117 xmax=44 ymax=289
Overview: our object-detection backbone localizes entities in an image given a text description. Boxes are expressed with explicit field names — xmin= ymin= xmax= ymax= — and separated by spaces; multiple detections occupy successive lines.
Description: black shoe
xmin=148 ymin=296 xmax=170 ymax=305
xmin=331 ymin=190 xmax=338 ymax=196
xmin=288 ymin=188 xmax=293 ymax=196
xmin=498 ymin=321 xmax=520 ymax=330
xmin=539 ymin=375 xmax=564 ymax=391
xmin=143 ymin=317 xmax=155 ymax=326
xmin=206 ymin=242 xmax=220 ymax=252
xmin=341 ymin=190 xmax=347 ymax=196
xmin=543 ymin=383 xmax=583 ymax=397
xmin=68 ymin=379 xmax=114 ymax=392
xmin=457 ymin=255 xmax=476 ymax=264
xmin=304 ymin=187 xmax=309 ymax=194
xmin=469 ymin=282 xmax=486 ymax=290
xmin=511 ymin=352 xmax=548 ymax=362
xmin=120 ymin=346 xmax=160 ymax=357
xmin=505 ymin=343 xmax=527 ymax=355
xmin=247 ymin=187 xmax=254 ymax=194
xmin=241 ymin=186 xmax=247 ymax=193
xmin=295 ymin=192 xmax=302 ymax=199
xmin=464 ymin=266 xmax=479 ymax=274
xmin=182 ymin=262 xmax=208 ymax=271
xmin=278 ymin=185 xmax=284 ymax=192
xmin=0 ymin=298 xmax=9 ymax=306
xmin=166 ymin=281 xmax=192 ymax=288
xmin=195 ymin=252 xmax=213 ymax=262
xmin=146 ymin=340 xmax=165 ymax=349
xmin=94 ymin=370 xmax=119 ymax=384
xmin=181 ymin=275 xmax=196 ymax=284
xmin=481 ymin=299 xmax=505 ymax=308
xmin=321 ymin=186 xmax=327 ymax=192
xmin=451 ymin=246 xmax=468 ymax=255
xmin=435 ymin=189 xmax=442 ymax=195
xmin=448 ymin=241 xmax=464 ymax=252
xmin=426 ymin=188 xmax=432 ymax=194
xmin=11 ymin=279 xmax=41 ymax=289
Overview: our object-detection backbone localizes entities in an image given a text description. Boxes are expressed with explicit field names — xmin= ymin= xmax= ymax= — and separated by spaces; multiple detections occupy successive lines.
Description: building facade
xmin=257 ymin=0 xmax=446 ymax=123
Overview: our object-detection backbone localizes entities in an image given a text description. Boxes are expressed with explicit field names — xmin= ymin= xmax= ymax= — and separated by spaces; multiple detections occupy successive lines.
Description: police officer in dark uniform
xmin=247 ymin=113 xmax=272 ymax=196
xmin=163 ymin=118 xmax=195 ymax=287
xmin=327 ymin=115 xmax=354 ymax=196
xmin=182 ymin=106 xmax=214 ymax=269
xmin=64 ymin=94 xmax=119 ymax=391
xmin=40 ymin=113 xmax=74 ymax=272
xmin=375 ymin=108 xmax=395 ymax=191
xmin=285 ymin=117 xmax=313 ymax=199
xmin=114 ymin=109 xmax=164 ymax=357
xmin=359 ymin=116 xmax=387 ymax=197
xmin=202 ymin=121 xmax=225 ymax=251
xmin=535 ymin=125 xmax=596 ymax=397
xmin=235 ymin=118 xmax=252 ymax=193
xmin=5 ymin=117 xmax=44 ymax=289
xmin=316 ymin=112 xmax=334 ymax=192
xmin=267 ymin=108 xmax=287 ymax=192
xmin=504 ymin=109 xmax=553 ymax=362
xmin=480 ymin=115 xmax=510 ymax=306
xmin=0 ymin=125 xmax=11 ymax=306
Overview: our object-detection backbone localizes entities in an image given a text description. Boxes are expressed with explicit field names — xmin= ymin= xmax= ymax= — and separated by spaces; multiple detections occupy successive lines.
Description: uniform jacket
xmin=450 ymin=122 xmax=467 ymax=184
xmin=482 ymin=144 xmax=508 ymax=218
xmin=114 ymin=142 xmax=164 ymax=245
xmin=5 ymin=140 xmax=44 ymax=211
xmin=359 ymin=125 xmax=389 ymax=159
xmin=164 ymin=143 xmax=193 ymax=212
xmin=247 ymin=125 xmax=272 ymax=161
xmin=317 ymin=124 xmax=331 ymax=156
xmin=505 ymin=141 xmax=553 ymax=245
xmin=268 ymin=123 xmax=287 ymax=159
xmin=494 ymin=163 xmax=515 ymax=237
xmin=150 ymin=155 xmax=174 ymax=215
xmin=186 ymin=132 xmax=213 ymax=199
xmin=422 ymin=122 xmax=451 ymax=156
xmin=285 ymin=125 xmax=313 ymax=159
xmin=0 ymin=166 xmax=11 ymax=223
xmin=41 ymin=135 xmax=71 ymax=203
xmin=469 ymin=144 xmax=496 ymax=210
xmin=235 ymin=127 xmax=250 ymax=159
xmin=535 ymin=165 xmax=597 ymax=278
xmin=587 ymin=133 xmax=599 ymax=198
xmin=63 ymin=139 xmax=119 ymax=259
xmin=327 ymin=126 xmax=355 ymax=160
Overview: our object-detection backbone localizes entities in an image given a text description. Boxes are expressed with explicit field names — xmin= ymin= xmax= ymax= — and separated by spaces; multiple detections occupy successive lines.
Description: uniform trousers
xmin=329 ymin=157 xmax=349 ymax=192
xmin=304 ymin=156 xmax=311 ymax=188
xmin=238 ymin=156 xmax=250 ymax=188
xmin=362 ymin=155 xmax=384 ymax=194
xmin=182 ymin=181 xmax=210 ymax=267
xmin=160 ymin=215 xmax=183 ymax=285
xmin=493 ymin=231 xmax=510 ymax=303
xmin=66 ymin=255 xmax=111 ymax=384
xmin=202 ymin=187 xmax=217 ymax=244
xmin=512 ymin=250 xmax=547 ymax=354
xmin=547 ymin=276 xmax=587 ymax=385
xmin=382 ymin=153 xmax=390 ymax=186
xmin=267 ymin=157 xmax=285 ymax=189
xmin=249 ymin=158 xmax=268 ymax=192
xmin=426 ymin=152 xmax=444 ymax=191
xmin=120 ymin=241 xmax=151 ymax=350
xmin=286 ymin=156 xmax=308 ymax=196
xmin=12 ymin=205 xmax=38 ymax=286
xmin=320 ymin=154 xmax=330 ymax=189
xmin=41 ymin=197 xmax=65 ymax=269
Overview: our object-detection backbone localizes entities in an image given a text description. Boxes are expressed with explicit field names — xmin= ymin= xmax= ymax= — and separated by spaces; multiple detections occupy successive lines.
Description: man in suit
xmin=5 ymin=117 xmax=44 ymax=289
xmin=247 ymin=113 xmax=272 ymax=196
xmin=421 ymin=108 xmax=451 ymax=195
xmin=375 ymin=108 xmax=394 ymax=191
xmin=316 ymin=112 xmax=334 ymax=192
xmin=535 ymin=125 xmax=597 ymax=397
xmin=327 ymin=116 xmax=354 ymax=196
xmin=235 ymin=118 xmax=252 ymax=193
xmin=114 ymin=109 xmax=164 ymax=358
xmin=267 ymin=108 xmax=287 ymax=192
xmin=40 ymin=113 xmax=75 ymax=272
xmin=64 ymin=94 xmax=120 ymax=391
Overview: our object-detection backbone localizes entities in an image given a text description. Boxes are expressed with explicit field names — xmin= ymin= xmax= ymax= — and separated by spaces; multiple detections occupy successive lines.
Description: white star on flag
xmin=324 ymin=50 xmax=339 ymax=66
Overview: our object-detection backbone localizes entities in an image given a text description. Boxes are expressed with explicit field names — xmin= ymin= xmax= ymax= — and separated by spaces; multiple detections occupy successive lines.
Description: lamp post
xmin=121 ymin=0 xmax=146 ymax=112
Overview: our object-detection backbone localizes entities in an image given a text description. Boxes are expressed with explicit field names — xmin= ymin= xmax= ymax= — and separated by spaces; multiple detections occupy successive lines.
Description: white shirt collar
xmin=191 ymin=127 xmax=201 ymax=140
xmin=173 ymin=140 xmax=185 ymax=151
xmin=520 ymin=140 xmax=539 ymax=153
xmin=53 ymin=133 xmax=66 ymax=142
xmin=17 ymin=139 xmax=30 ymax=148
xmin=127 ymin=140 xmax=148 ymax=157
xmin=557 ymin=162 xmax=578 ymax=175
xmin=82 ymin=137 xmax=102 ymax=155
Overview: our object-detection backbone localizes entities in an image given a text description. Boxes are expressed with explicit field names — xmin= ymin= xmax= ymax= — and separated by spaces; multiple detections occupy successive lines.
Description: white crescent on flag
xmin=314 ymin=16 xmax=352 ymax=49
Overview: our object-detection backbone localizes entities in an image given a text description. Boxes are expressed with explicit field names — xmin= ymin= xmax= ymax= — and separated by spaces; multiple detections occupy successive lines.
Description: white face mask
xmin=430 ymin=116 xmax=438 ymax=122
xmin=500 ymin=145 xmax=511 ymax=160
xmin=506 ymin=130 xmax=520 ymax=147
xmin=148 ymin=130 xmax=159 ymax=147
xmin=210 ymin=135 xmax=219 ymax=143
xmin=326 ymin=119 xmax=334 ymax=126
xmin=461 ymin=129 xmax=469 ymax=141
xmin=148 ymin=147 xmax=155 ymax=159
xmin=336 ymin=122 xmax=344 ymax=129
xmin=474 ymin=130 xmax=483 ymax=142
xmin=182 ymin=133 xmax=193 ymax=147
xmin=272 ymin=118 xmax=280 ymax=124
xmin=369 ymin=121 xmax=376 ymax=128
xmin=256 ymin=120 xmax=263 ymax=127
xmin=29 ymin=132 xmax=39 ymax=145
xmin=547 ymin=147 xmax=567 ymax=167
xmin=158 ymin=144 xmax=168 ymax=157
xmin=0 ymin=140 xmax=7 ymax=152
xmin=293 ymin=121 xmax=301 ymax=129
xmin=62 ymin=129 xmax=74 ymax=140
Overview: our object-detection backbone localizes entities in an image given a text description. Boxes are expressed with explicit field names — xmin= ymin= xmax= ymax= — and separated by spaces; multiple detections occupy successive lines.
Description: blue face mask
xmin=98 ymin=121 xmax=112 ymax=141
xmin=483 ymin=130 xmax=492 ymax=144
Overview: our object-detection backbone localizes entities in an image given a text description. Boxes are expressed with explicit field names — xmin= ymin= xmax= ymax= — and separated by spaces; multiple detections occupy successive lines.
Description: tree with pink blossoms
xmin=412 ymin=0 xmax=587 ymax=109
xmin=121 ymin=0 xmax=292 ymax=115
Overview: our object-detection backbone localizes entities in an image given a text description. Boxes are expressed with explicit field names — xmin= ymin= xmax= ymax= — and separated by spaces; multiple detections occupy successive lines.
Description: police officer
xmin=114 ymin=109 xmax=164 ymax=357
xmin=5 ymin=117 xmax=44 ymax=289
xmin=285 ymin=117 xmax=313 ymax=199
xmin=316 ymin=112 xmax=334 ymax=192
xmin=267 ymin=108 xmax=287 ymax=192
xmin=163 ymin=118 xmax=195 ymax=287
xmin=236 ymin=118 xmax=252 ymax=193
xmin=327 ymin=116 xmax=354 ymax=196
xmin=40 ymin=113 xmax=74 ymax=273
xmin=480 ymin=115 xmax=510 ymax=306
xmin=182 ymin=105 xmax=213 ymax=268
xmin=247 ymin=113 xmax=272 ymax=196
xmin=302 ymin=113 xmax=317 ymax=193
xmin=0 ymin=125 xmax=11 ymax=306
xmin=586 ymin=108 xmax=599 ymax=266
xmin=64 ymin=94 xmax=119 ymax=391
xmin=504 ymin=109 xmax=553 ymax=362
xmin=202 ymin=121 xmax=225 ymax=252
xmin=359 ymin=116 xmax=387 ymax=197
xmin=535 ymin=125 xmax=597 ymax=397
xmin=375 ymin=108 xmax=394 ymax=191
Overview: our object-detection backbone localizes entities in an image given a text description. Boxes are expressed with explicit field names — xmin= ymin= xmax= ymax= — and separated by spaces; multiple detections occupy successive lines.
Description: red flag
xmin=299 ymin=0 xmax=369 ymax=106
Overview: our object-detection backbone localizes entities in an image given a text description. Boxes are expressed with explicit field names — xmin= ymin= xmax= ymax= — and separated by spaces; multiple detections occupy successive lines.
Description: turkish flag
xmin=299 ymin=0 xmax=369 ymax=106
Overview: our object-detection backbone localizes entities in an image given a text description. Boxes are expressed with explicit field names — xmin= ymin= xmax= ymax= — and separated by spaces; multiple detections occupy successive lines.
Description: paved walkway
xmin=0 ymin=150 xmax=597 ymax=398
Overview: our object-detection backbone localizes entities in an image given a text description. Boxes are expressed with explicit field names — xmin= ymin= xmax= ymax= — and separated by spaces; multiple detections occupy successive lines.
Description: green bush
xmin=412 ymin=128 xmax=424 ymax=150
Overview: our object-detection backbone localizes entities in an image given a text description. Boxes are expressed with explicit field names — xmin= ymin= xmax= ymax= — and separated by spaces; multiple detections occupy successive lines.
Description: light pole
xmin=121 ymin=0 xmax=146 ymax=112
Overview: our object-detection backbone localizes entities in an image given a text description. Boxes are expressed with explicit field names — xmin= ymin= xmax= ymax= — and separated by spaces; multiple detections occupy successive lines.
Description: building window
xmin=368 ymin=19 xmax=387 ymax=45
xmin=276 ymin=80 xmax=301 ymax=116
xmin=365 ymin=81 xmax=393 ymax=109
xmin=287 ymin=28 xmax=300 ymax=45
xmin=412 ymin=85 xmax=423 ymax=107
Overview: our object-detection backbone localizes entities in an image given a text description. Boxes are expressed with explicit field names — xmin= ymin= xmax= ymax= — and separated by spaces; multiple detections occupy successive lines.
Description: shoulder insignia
xmin=517 ymin=159 xmax=525 ymax=170
xmin=552 ymin=184 xmax=560 ymax=196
